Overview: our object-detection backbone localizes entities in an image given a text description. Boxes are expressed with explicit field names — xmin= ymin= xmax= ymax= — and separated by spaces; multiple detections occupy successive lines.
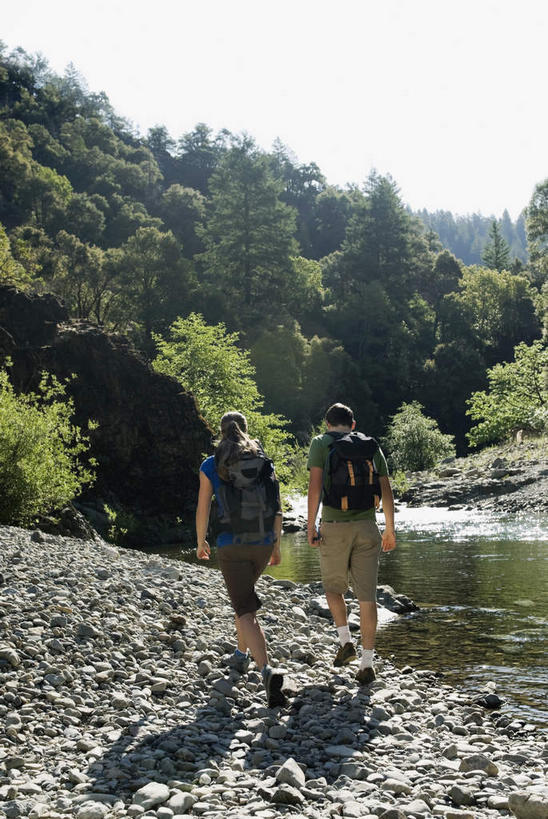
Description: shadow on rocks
xmin=82 ymin=675 xmax=379 ymax=807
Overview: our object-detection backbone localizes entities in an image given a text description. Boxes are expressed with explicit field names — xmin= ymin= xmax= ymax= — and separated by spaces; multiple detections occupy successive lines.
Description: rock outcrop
xmin=399 ymin=443 xmax=548 ymax=513
xmin=0 ymin=286 xmax=212 ymax=543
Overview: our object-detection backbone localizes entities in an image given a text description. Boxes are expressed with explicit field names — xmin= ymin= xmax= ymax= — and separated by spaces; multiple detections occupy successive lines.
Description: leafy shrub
xmin=467 ymin=340 xmax=548 ymax=447
xmin=0 ymin=367 xmax=95 ymax=525
xmin=383 ymin=401 xmax=455 ymax=472
xmin=153 ymin=313 xmax=295 ymax=485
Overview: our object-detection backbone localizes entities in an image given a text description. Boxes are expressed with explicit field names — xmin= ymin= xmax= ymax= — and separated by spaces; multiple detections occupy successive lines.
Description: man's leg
xmin=359 ymin=600 xmax=377 ymax=650
xmin=325 ymin=591 xmax=348 ymax=626
xmin=319 ymin=522 xmax=356 ymax=665
xmin=350 ymin=520 xmax=381 ymax=683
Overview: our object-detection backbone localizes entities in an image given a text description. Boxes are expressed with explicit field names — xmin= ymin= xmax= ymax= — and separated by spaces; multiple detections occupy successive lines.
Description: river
xmin=166 ymin=505 xmax=548 ymax=727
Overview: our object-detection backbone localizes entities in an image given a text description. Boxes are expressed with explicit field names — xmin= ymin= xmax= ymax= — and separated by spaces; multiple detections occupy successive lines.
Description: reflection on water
xmin=169 ymin=506 xmax=548 ymax=726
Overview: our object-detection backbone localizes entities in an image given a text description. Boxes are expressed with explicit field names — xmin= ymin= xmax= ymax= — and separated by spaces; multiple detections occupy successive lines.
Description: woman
xmin=196 ymin=411 xmax=286 ymax=707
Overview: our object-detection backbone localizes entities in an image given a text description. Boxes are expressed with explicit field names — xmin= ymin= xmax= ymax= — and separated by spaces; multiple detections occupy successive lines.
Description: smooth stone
xmin=342 ymin=801 xmax=370 ymax=817
xmin=76 ymin=803 xmax=110 ymax=819
xmin=325 ymin=745 xmax=361 ymax=758
xmin=459 ymin=754 xmax=499 ymax=776
xmin=0 ymin=647 xmax=21 ymax=667
xmin=167 ymin=793 xmax=197 ymax=812
xmin=449 ymin=784 xmax=476 ymax=806
xmin=400 ymin=799 xmax=431 ymax=815
xmin=276 ymin=758 xmax=306 ymax=789
xmin=508 ymin=791 xmax=548 ymax=819
xmin=132 ymin=783 xmax=170 ymax=809
xmin=381 ymin=779 xmax=412 ymax=795
xmin=270 ymin=784 xmax=304 ymax=805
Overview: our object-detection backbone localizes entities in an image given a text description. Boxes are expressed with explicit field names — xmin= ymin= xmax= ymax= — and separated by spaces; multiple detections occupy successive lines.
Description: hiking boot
xmin=263 ymin=667 xmax=287 ymax=708
xmin=356 ymin=666 xmax=376 ymax=686
xmin=227 ymin=652 xmax=250 ymax=674
xmin=333 ymin=641 xmax=357 ymax=667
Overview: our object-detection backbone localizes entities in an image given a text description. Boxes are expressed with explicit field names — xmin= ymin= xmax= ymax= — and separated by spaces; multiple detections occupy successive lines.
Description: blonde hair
xmin=215 ymin=412 xmax=260 ymax=480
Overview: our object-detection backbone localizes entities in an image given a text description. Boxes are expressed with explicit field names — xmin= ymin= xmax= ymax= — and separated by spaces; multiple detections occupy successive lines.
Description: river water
xmin=167 ymin=505 xmax=548 ymax=727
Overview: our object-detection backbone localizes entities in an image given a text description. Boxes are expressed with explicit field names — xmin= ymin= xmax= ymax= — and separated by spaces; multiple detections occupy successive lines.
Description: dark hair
xmin=215 ymin=411 xmax=260 ymax=480
xmin=325 ymin=403 xmax=354 ymax=427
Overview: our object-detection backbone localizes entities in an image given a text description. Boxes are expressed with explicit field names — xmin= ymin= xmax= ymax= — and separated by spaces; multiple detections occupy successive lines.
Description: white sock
xmin=360 ymin=649 xmax=374 ymax=669
xmin=337 ymin=625 xmax=351 ymax=646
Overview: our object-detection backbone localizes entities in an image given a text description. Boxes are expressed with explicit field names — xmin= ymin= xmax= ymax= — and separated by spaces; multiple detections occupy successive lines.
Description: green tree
xmin=443 ymin=266 xmax=540 ymax=361
xmin=64 ymin=192 xmax=105 ymax=244
xmin=52 ymin=231 xmax=112 ymax=322
xmin=311 ymin=186 xmax=355 ymax=259
xmin=337 ymin=172 xmax=429 ymax=300
xmin=526 ymin=177 xmax=548 ymax=288
xmin=158 ymin=184 xmax=206 ymax=257
xmin=176 ymin=123 xmax=228 ymax=194
xmin=153 ymin=313 xmax=294 ymax=483
xmin=466 ymin=340 xmax=548 ymax=446
xmin=382 ymin=401 xmax=455 ymax=472
xmin=482 ymin=220 xmax=511 ymax=272
xmin=0 ymin=367 xmax=95 ymax=525
xmin=0 ymin=223 xmax=31 ymax=288
xmin=146 ymin=125 xmax=177 ymax=183
xmin=270 ymin=140 xmax=326 ymax=257
xmin=112 ymin=227 xmax=193 ymax=348
xmin=199 ymin=135 xmax=297 ymax=331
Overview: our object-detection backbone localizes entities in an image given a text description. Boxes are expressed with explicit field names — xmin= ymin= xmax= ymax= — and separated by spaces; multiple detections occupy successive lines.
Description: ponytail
xmin=215 ymin=412 xmax=260 ymax=480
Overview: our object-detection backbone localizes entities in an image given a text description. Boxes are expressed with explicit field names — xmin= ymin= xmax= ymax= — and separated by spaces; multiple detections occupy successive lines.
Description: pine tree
xmin=199 ymin=136 xmax=297 ymax=333
xmin=481 ymin=220 xmax=511 ymax=272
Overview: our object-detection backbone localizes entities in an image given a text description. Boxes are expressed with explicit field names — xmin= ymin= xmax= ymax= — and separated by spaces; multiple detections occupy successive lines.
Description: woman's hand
xmin=269 ymin=543 xmax=282 ymax=565
xmin=197 ymin=540 xmax=211 ymax=560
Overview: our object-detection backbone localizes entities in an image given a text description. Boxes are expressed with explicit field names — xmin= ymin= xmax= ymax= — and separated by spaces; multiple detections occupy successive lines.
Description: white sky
xmin=3 ymin=0 xmax=547 ymax=219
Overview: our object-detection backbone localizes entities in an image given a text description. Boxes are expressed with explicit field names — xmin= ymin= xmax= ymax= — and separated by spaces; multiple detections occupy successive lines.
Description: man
xmin=307 ymin=403 xmax=396 ymax=684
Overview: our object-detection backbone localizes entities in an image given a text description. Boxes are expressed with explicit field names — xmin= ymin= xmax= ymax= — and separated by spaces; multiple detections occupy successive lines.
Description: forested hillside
xmin=1 ymin=45 xmax=546 ymax=455
xmin=415 ymin=209 xmax=528 ymax=267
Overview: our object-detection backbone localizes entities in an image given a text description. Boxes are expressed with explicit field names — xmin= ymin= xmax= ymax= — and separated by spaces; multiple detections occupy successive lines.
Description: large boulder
xmin=0 ymin=286 xmax=212 ymax=543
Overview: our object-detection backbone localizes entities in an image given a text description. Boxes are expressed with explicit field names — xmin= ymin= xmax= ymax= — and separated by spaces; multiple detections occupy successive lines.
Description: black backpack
xmin=322 ymin=432 xmax=381 ymax=511
xmin=216 ymin=450 xmax=279 ymax=542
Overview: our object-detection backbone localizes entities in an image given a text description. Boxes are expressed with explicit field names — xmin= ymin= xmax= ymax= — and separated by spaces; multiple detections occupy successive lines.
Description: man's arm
xmin=196 ymin=471 xmax=213 ymax=559
xmin=379 ymin=475 xmax=396 ymax=552
xmin=307 ymin=466 xmax=323 ymax=547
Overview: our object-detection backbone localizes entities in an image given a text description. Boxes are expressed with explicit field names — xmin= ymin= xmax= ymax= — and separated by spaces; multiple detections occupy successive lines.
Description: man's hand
xmin=307 ymin=527 xmax=321 ymax=548
xmin=307 ymin=467 xmax=323 ymax=549
xmin=381 ymin=529 xmax=396 ymax=552
xmin=269 ymin=543 xmax=282 ymax=565
xmin=196 ymin=540 xmax=211 ymax=560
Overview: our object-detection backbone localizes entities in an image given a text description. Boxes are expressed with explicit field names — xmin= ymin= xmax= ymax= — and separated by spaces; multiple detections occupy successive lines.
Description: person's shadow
xmin=84 ymin=670 xmax=379 ymax=802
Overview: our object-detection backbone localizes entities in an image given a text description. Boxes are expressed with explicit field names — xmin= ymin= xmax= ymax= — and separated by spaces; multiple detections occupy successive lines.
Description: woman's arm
xmin=269 ymin=512 xmax=283 ymax=565
xmin=196 ymin=471 xmax=214 ymax=559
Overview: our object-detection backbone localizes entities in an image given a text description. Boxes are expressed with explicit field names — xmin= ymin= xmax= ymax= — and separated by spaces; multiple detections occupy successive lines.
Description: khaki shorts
xmin=217 ymin=543 xmax=274 ymax=617
xmin=319 ymin=519 xmax=381 ymax=601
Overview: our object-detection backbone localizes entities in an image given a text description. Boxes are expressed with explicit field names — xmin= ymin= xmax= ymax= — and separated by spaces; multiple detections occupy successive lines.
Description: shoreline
xmin=1 ymin=526 xmax=546 ymax=818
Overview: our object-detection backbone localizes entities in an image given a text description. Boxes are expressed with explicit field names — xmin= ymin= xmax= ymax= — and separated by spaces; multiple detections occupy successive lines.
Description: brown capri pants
xmin=319 ymin=519 xmax=382 ymax=601
xmin=217 ymin=543 xmax=274 ymax=617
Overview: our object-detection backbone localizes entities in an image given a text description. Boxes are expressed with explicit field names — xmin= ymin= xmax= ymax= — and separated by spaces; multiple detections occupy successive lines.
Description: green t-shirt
xmin=307 ymin=431 xmax=388 ymax=522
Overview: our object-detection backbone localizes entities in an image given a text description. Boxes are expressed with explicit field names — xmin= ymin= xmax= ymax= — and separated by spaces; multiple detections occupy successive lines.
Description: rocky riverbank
xmin=400 ymin=438 xmax=548 ymax=514
xmin=1 ymin=526 xmax=547 ymax=819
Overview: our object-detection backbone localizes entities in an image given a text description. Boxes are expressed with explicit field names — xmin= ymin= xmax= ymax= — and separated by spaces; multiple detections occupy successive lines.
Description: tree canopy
xmin=0 ymin=44 xmax=546 ymax=457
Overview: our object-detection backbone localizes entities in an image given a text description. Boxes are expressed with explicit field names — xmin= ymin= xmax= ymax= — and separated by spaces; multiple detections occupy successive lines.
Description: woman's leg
xmin=218 ymin=543 xmax=274 ymax=670
xmin=234 ymin=615 xmax=247 ymax=652
xmin=235 ymin=611 xmax=268 ymax=668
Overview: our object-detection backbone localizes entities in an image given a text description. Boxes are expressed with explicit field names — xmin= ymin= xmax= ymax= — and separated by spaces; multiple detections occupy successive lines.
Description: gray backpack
xmin=216 ymin=451 xmax=278 ymax=542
